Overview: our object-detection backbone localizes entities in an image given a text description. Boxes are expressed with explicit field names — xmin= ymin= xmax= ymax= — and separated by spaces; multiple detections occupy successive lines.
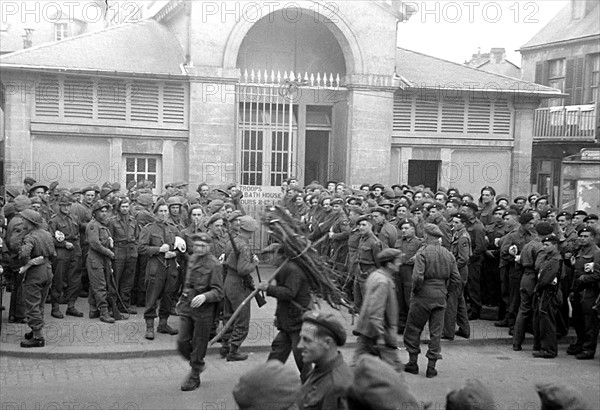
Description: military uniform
xmin=375 ymin=219 xmax=397 ymax=249
xmin=328 ymin=215 xmax=350 ymax=273
xmin=443 ymin=227 xmax=471 ymax=339
xmin=393 ymin=235 xmax=422 ymax=332
xmin=108 ymin=212 xmax=139 ymax=311
xmin=86 ymin=217 xmax=114 ymax=320
xmin=353 ymin=232 xmax=383 ymax=310
xmin=297 ymin=353 xmax=352 ymax=410
xmin=465 ymin=217 xmax=487 ymax=319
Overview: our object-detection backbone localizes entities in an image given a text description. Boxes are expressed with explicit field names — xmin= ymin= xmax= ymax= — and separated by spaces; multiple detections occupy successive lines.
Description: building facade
xmin=1 ymin=1 xmax=559 ymax=197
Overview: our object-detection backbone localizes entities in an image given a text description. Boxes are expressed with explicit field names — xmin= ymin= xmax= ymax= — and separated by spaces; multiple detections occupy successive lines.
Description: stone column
xmin=512 ymin=101 xmax=539 ymax=197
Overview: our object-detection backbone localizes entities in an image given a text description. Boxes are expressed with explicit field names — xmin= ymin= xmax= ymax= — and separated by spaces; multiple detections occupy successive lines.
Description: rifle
xmin=224 ymin=219 xmax=266 ymax=308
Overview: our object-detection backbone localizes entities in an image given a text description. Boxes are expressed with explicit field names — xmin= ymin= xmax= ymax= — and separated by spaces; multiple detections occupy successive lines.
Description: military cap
xmin=493 ymin=205 xmax=506 ymax=214
xmin=136 ymin=194 xmax=153 ymax=206
xmin=28 ymin=182 xmax=49 ymax=193
xmin=261 ymin=243 xmax=281 ymax=254
xmin=166 ymin=196 xmax=183 ymax=207
xmin=461 ymin=201 xmax=479 ymax=213
xmin=578 ymin=226 xmax=596 ymax=235
xmin=356 ymin=214 xmax=373 ymax=224
xmin=370 ymin=183 xmax=385 ymax=191
xmin=175 ymin=182 xmax=188 ymax=188
xmin=446 ymin=379 xmax=495 ymax=410
xmin=228 ymin=210 xmax=243 ymax=222
xmin=535 ymin=222 xmax=554 ymax=236
xmin=205 ymin=213 xmax=223 ymax=227
xmin=20 ymin=209 xmax=43 ymax=225
xmin=348 ymin=356 xmax=420 ymax=410
xmin=302 ymin=310 xmax=346 ymax=346
xmin=165 ymin=182 xmax=175 ymax=189
xmin=152 ymin=198 xmax=168 ymax=213
xmin=429 ymin=202 xmax=445 ymax=210
xmin=573 ymin=210 xmax=588 ymax=217
xmin=370 ymin=206 xmax=388 ymax=216
xmin=13 ymin=195 xmax=32 ymax=212
xmin=446 ymin=197 xmax=462 ymax=207
xmin=29 ymin=197 xmax=42 ymax=205
xmin=81 ymin=185 xmax=99 ymax=194
xmin=518 ymin=212 xmax=535 ymax=225
xmin=584 ymin=213 xmax=599 ymax=222
xmin=239 ymin=215 xmax=259 ymax=232
xmin=379 ymin=199 xmax=393 ymax=207
xmin=527 ymin=192 xmax=540 ymax=202
xmin=190 ymin=232 xmax=212 ymax=244
xmin=92 ymin=200 xmax=110 ymax=213
xmin=126 ymin=180 xmax=137 ymax=191
xmin=5 ymin=186 xmax=20 ymax=199
xmin=359 ymin=183 xmax=371 ymax=190
xmin=556 ymin=211 xmax=572 ymax=220
xmin=410 ymin=204 xmax=423 ymax=213
xmin=232 ymin=361 xmax=301 ymax=410
xmin=541 ymin=234 xmax=559 ymax=244
xmin=453 ymin=212 xmax=470 ymax=224
xmin=208 ymin=199 xmax=225 ymax=213
xmin=424 ymin=223 xmax=443 ymax=237
xmin=23 ymin=177 xmax=37 ymax=185
xmin=330 ymin=198 xmax=344 ymax=206
xmin=57 ymin=193 xmax=73 ymax=205
xmin=376 ymin=248 xmax=402 ymax=266
xmin=513 ymin=195 xmax=527 ymax=203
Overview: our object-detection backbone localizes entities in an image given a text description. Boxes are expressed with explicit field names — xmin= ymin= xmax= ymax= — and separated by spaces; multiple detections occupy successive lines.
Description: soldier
xmin=460 ymin=202 xmax=487 ymax=320
xmin=86 ymin=200 xmax=116 ymax=324
xmin=482 ymin=205 xmax=506 ymax=311
xmin=371 ymin=207 xmax=397 ymax=249
xmin=353 ymin=248 xmax=404 ymax=373
xmin=393 ymin=219 xmax=422 ymax=333
xmin=19 ymin=209 xmax=56 ymax=348
xmin=108 ymin=197 xmax=139 ymax=315
xmin=139 ymin=199 xmax=181 ymax=339
xmin=567 ymin=227 xmax=600 ymax=360
xmin=176 ymin=233 xmax=223 ymax=391
xmin=477 ymin=186 xmax=496 ymax=226
xmin=426 ymin=203 xmax=452 ymax=250
xmin=353 ymin=214 xmax=383 ymax=310
xmin=403 ymin=223 xmax=461 ymax=378
xmin=48 ymin=192 xmax=83 ymax=318
xmin=220 ymin=215 xmax=259 ymax=361
xmin=443 ymin=213 xmax=471 ymax=340
xmin=77 ymin=186 xmax=98 ymax=297
xmin=556 ymin=211 xmax=578 ymax=336
xmin=327 ymin=198 xmax=350 ymax=273
xmin=257 ymin=244 xmax=313 ymax=382
xmin=297 ymin=311 xmax=352 ymax=410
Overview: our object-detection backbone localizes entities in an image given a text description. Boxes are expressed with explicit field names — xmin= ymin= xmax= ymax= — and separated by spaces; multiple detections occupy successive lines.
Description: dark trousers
xmin=498 ymin=265 xmax=510 ymax=320
xmin=23 ymin=264 xmax=53 ymax=331
xmin=9 ymin=268 xmax=26 ymax=320
xmin=112 ymin=245 xmax=137 ymax=308
xmin=51 ymin=248 xmax=81 ymax=305
xmin=87 ymin=253 xmax=111 ymax=311
xmin=572 ymin=289 xmax=600 ymax=354
xmin=466 ymin=259 xmax=482 ymax=315
xmin=557 ymin=268 xmax=572 ymax=336
xmin=513 ymin=273 xmax=536 ymax=346
xmin=395 ymin=266 xmax=413 ymax=331
xmin=507 ymin=265 xmax=522 ymax=328
xmin=533 ymin=290 xmax=560 ymax=355
xmin=404 ymin=296 xmax=446 ymax=360
xmin=80 ymin=242 xmax=89 ymax=292
xmin=268 ymin=329 xmax=312 ymax=382
xmin=222 ymin=276 xmax=251 ymax=349
xmin=133 ymin=254 xmax=148 ymax=306
xmin=177 ymin=311 xmax=214 ymax=372
xmin=443 ymin=271 xmax=470 ymax=338
xmin=144 ymin=259 xmax=177 ymax=319
xmin=482 ymin=254 xmax=501 ymax=306
xmin=354 ymin=334 xmax=404 ymax=373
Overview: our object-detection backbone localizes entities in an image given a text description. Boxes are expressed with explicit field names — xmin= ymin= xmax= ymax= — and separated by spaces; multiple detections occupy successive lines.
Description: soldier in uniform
xmin=176 ymin=233 xmax=223 ymax=391
xmin=353 ymin=248 xmax=404 ymax=372
xmin=460 ymin=202 xmax=487 ymax=320
xmin=327 ymin=198 xmax=350 ymax=274
xmin=78 ymin=186 xmax=98 ymax=297
xmin=132 ymin=193 xmax=154 ymax=307
xmin=108 ymin=197 xmax=139 ymax=315
xmin=86 ymin=200 xmax=116 ymax=324
xmin=426 ymin=203 xmax=452 ymax=250
xmin=257 ymin=244 xmax=313 ymax=382
xmin=353 ymin=214 xmax=384 ymax=311
xmin=393 ymin=219 xmax=422 ymax=333
xmin=371 ymin=207 xmax=397 ymax=249
xmin=19 ymin=209 xmax=56 ymax=348
xmin=403 ymin=223 xmax=461 ymax=378
xmin=220 ymin=215 xmax=259 ymax=361
xmin=139 ymin=199 xmax=181 ymax=339
xmin=48 ymin=192 xmax=83 ymax=318
xmin=443 ymin=213 xmax=471 ymax=340
xmin=206 ymin=214 xmax=227 ymax=260
xmin=297 ymin=311 xmax=352 ymax=410
xmin=556 ymin=211 xmax=578 ymax=336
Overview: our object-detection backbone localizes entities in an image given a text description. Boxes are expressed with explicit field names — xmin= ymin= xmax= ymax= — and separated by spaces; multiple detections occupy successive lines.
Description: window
xmin=588 ymin=54 xmax=600 ymax=104
xmin=55 ymin=23 xmax=69 ymax=41
xmin=125 ymin=156 xmax=160 ymax=190
xmin=548 ymin=59 xmax=566 ymax=107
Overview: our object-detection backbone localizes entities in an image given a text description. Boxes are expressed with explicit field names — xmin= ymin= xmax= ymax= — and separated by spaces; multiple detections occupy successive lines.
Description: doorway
xmin=408 ymin=160 xmax=440 ymax=191
xmin=304 ymin=130 xmax=329 ymax=184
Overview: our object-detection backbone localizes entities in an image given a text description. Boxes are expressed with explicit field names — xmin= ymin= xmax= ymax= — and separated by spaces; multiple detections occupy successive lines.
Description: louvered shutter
xmin=564 ymin=58 xmax=575 ymax=106
xmin=573 ymin=57 xmax=585 ymax=105
xmin=467 ymin=98 xmax=491 ymax=133
xmin=414 ymin=96 xmax=439 ymax=132
xmin=130 ymin=81 xmax=159 ymax=123
xmin=441 ymin=97 xmax=465 ymax=133
xmin=35 ymin=75 xmax=60 ymax=117
xmin=162 ymin=83 xmax=186 ymax=124
xmin=98 ymin=80 xmax=127 ymax=121
xmin=63 ymin=77 xmax=93 ymax=118
xmin=492 ymin=99 xmax=511 ymax=134
xmin=393 ymin=93 xmax=412 ymax=132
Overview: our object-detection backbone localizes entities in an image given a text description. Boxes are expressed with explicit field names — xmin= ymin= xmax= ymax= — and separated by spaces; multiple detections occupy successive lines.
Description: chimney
xmin=490 ymin=48 xmax=506 ymax=64
xmin=22 ymin=28 xmax=34 ymax=49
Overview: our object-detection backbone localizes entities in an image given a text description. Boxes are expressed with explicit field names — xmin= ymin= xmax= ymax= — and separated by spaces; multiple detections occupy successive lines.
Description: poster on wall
xmin=577 ymin=180 xmax=600 ymax=214
xmin=239 ymin=185 xmax=284 ymax=207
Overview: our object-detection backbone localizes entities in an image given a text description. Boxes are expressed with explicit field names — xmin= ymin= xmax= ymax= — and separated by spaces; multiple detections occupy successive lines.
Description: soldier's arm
xmin=412 ymin=250 xmax=425 ymax=292
xmin=363 ymin=278 xmax=389 ymax=337
xmin=267 ymin=266 xmax=303 ymax=301
xmin=330 ymin=220 xmax=350 ymax=241
xmin=449 ymin=257 xmax=461 ymax=288
xmin=577 ymin=251 xmax=600 ymax=285
xmin=536 ymin=258 xmax=561 ymax=289
xmin=86 ymin=223 xmax=113 ymax=257
xmin=48 ymin=218 xmax=67 ymax=249
xmin=19 ymin=234 xmax=34 ymax=264
xmin=138 ymin=226 xmax=162 ymax=256
xmin=471 ymin=225 xmax=487 ymax=259
xmin=456 ymin=237 xmax=470 ymax=269
xmin=236 ymin=244 xmax=256 ymax=277
xmin=203 ymin=257 xmax=224 ymax=303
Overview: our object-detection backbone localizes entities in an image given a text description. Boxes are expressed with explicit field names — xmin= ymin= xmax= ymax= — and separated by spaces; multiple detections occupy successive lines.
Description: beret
xmin=137 ymin=194 xmax=153 ymax=206
xmin=348 ymin=356 xmax=420 ymax=410
xmin=302 ymin=310 xmax=346 ymax=346
xmin=446 ymin=379 xmax=495 ymax=410
xmin=578 ymin=227 xmax=596 ymax=235
xmin=535 ymin=383 xmax=590 ymax=410
xmin=126 ymin=180 xmax=137 ymax=191
xmin=493 ymin=205 xmax=506 ymax=213
xmin=356 ymin=214 xmax=373 ymax=224
xmin=57 ymin=193 xmax=73 ymax=205
xmin=175 ymin=182 xmax=188 ymax=188
xmin=5 ymin=186 xmax=21 ymax=198
xmin=583 ymin=213 xmax=599 ymax=222
xmin=70 ymin=187 xmax=82 ymax=195
xmin=49 ymin=181 xmax=59 ymax=191
xmin=371 ymin=183 xmax=385 ymax=191
xmin=208 ymin=199 xmax=225 ymax=213
xmin=495 ymin=194 xmax=509 ymax=203
xmin=461 ymin=193 xmax=474 ymax=201
xmin=81 ymin=185 xmax=100 ymax=194
xmin=152 ymin=198 xmax=167 ymax=213
xmin=228 ymin=210 xmax=243 ymax=222
xmin=429 ymin=202 xmax=444 ymax=210
xmin=410 ymin=204 xmax=423 ymax=213
xmin=30 ymin=197 xmax=43 ymax=206
xmin=534 ymin=195 xmax=549 ymax=205
xmin=556 ymin=211 xmax=572 ymax=219
xmin=239 ymin=215 xmax=259 ymax=232
xmin=370 ymin=206 xmax=388 ymax=216
xmin=20 ymin=209 xmax=43 ymax=225
xmin=378 ymin=199 xmax=393 ymax=207
xmin=535 ymin=222 xmax=555 ymax=236
xmin=165 ymin=182 xmax=175 ymax=189
xmin=528 ymin=192 xmax=540 ymax=201
xmin=424 ymin=223 xmax=443 ymax=237
xmin=359 ymin=183 xmax=371 ymax=190
xmin=462 ymin=202 xmax=479 ymax=212
xmin=541 ymin=234 xmax=559 ymax=244
xmin=573 ymin=210 xmax=588 ymax=217
xmin=29 ymin=182 xmax=49 ymax=193
xmin=206 ymin=213 xmax=224 ymax=226
xmin=519 ymin=212 xmax=535 ymax=225
xmin=23 ymin=177 xmax=37 ymax=185
xmin=326 ymin=180 xmax=338 ymax=186
xmin=190 ymin=233 xmax=212 ymax=244
xmin=232 ymin=361 xmax=301 ymax=410
xmin=3 ymin=203 xmax=16 ymax=219
xmin=505 ymin=209 xmax=519 ymax=216
xmin=92 ymin=199 xmax=110 ymax=213
xmin=382 ymin=187 xmax=396 ymax=199
xmin=14 ymin=195 xmax=32 ymax=212
xmin=513 ymin=195 xmax=527 ymax=203
xmin=445 ymin=198 xmax=462 ymax=207
xmin=331 ymin=198 xmax=344 ymax=206
xmin=376 ymin=248 xmax=402 ymax=265
xmin=453 ymin=212 xmax=470 ymax=224
xmin=391 ymin=184 xmax=403 ymax=190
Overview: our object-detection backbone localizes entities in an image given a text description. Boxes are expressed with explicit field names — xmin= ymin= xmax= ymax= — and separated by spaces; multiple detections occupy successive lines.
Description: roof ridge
xmin=0 ymin=19 xmax=154 ymax=61
xmin=396 ymin=46 xmax=539 ymax=86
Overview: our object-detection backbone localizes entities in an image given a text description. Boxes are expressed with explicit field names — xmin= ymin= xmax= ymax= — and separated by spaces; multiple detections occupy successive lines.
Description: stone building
xmin=465 ymin=48 xmax=521 ymax=79
xmin=1 ymin=1 xmax=560 ymax=197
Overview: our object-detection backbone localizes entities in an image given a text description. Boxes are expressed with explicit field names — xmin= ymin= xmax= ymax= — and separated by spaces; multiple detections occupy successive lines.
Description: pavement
xmin=0 ymin=266 xmax=579 ymax=359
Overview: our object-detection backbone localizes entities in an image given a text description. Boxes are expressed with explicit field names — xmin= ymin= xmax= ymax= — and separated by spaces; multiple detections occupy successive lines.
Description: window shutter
xmin=466 ymin=98 xmax=491 ymax=133
xmin=35 ymin=75 xmax=60 ymax=117
xmin=535 ymin=62 xmax=544 ymax=84
xmin=162 ymin=83 xmax=186 ymax=124
xmin=564 ymin=58 xmax=575 ymax=105
xmin=492 ymin=99 xmax=512 ymax=134
xmin=393 ymin=93 xmax=412 ymax=132
xmin=63 ymin=76 xmax=94 ymax=118
xmin=414 ymin=96 xmax=439 ymax=132
xmin=441 ymin=97 xmax=465 ymax=133
xmin=130 ymin=81 xmax=159 ymax=123
xmin=97 ymin=80 xmax=127 ymax=121
xmin=573 ymin=56 xmax=585 ymax=105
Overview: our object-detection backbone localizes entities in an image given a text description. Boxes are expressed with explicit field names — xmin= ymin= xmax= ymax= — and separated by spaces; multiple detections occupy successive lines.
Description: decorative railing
xmin=240 ymin=69 xmax=342 ymax=90
xmin=533 ymin=104 xmax=597 ymax=140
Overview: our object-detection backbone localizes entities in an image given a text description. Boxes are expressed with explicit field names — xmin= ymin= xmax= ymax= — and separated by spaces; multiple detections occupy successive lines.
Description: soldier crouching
xmin=176 ymin=233 xmax=223 ymax=391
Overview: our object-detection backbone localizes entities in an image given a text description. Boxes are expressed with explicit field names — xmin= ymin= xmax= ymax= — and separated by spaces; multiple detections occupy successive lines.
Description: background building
xmin=465 ymin=48 xmax=521 ymax=79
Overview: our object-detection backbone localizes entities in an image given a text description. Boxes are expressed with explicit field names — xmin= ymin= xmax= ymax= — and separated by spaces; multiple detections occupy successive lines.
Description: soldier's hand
xmin=159 ymin=244 xmax=170 ymax=253
xmin=191 ymin=294 xmax=206 ymax=308
xmin=218 ymin=253 xmax=225 ymax=263
xmin=256 ymin=281 xmax=269 ymax=291
xmin=30 ymin=256 xmax=44 ymax=266
xmin=165 ymin=251 xmax=177 ymax=259
xmin=65 ymin=242 xmax=74 ymax=250
xmin=108 ymin=251 xmax=116 ymax=260
xmin=252 ymin=255 xmax=260 ymax=264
